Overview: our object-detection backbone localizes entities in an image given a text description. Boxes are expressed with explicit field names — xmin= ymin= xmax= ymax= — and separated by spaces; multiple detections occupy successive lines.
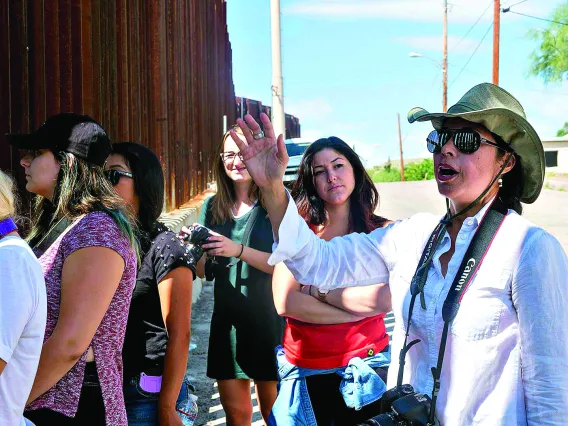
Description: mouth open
xmin=437 ymin=165 xmax=458 ymax=182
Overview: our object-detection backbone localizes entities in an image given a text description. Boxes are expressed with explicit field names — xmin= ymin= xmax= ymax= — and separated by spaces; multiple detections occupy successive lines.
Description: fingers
xmin=244 ymin=114 xmax=263 ymax=135
xmin=236 ymin=116 xmax=255 ymax=140
xmin=260 ymin=113 xmax=276 ymax=140
xmin=202 ymin=242 xmax=223 ymax=250
xmin=230 ymin=126 xmax=249 ymax=152
xmin=208 ymin=230 xmax=222 ymax=237
xmin=276 ymin=134 xmax=288 ymax=163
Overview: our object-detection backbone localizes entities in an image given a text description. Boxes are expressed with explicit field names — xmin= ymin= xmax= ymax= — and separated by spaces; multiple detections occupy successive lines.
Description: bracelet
xmin=237 ymin=244 xmax=244 ymax=258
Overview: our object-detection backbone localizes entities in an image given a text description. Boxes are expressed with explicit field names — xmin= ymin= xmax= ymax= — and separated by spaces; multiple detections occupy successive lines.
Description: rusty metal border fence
xmin=236 ymin=96 xmax=301 ymax=139
xmin=0 ymin=0 xmax=236 ymax=212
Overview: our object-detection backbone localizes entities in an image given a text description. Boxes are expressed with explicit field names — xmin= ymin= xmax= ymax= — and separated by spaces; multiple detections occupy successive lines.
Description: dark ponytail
xmin=498 ymin=152 xmax=523 ymax=215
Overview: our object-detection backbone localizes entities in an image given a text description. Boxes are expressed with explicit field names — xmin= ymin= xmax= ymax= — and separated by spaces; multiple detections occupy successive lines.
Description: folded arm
xmin=272 ymin=263 xmax=362 ymax=324
xmin=320 ymin=283 xmax=392 ymax=317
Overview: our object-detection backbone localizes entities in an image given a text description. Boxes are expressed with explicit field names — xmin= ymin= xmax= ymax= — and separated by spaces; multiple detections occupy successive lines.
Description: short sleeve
xmin=198 ymin=196 xmax=213 ymax=227
xmin=0 ymin=249 xmax=40 ymax=363
xmin=60 ymin=212 xmax=134 ymax=265
xmin=151 ymin=231 xmax=197 ymax=283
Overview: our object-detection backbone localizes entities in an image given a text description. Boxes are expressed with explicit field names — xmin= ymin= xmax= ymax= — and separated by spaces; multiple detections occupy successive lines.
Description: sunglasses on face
xmin=104 ymin=169 xmax=133 ymax=186
xmin=220 ymin=151 xmax=244 ymax=163
xmin=426 ymin=128 xmax=511 ymax=155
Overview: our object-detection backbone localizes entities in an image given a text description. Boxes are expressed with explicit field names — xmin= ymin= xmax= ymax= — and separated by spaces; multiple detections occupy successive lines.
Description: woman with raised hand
xmin=0 ymin=170 xmax=46 ymax=426
xmin=105 ymin=142 xmax=197 ymax=426
xmin=270 ymin=137 xmax=392 ymax=425
xmin=188 ymin=126 xmax=284 ymax=425
xmin=8 ymin=113 xmax=137 ymax=426
xmin=231 ymin=84 xmax=568 ymax=425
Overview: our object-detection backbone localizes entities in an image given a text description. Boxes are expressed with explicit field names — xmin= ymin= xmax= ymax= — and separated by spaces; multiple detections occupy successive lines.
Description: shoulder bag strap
xmin=33 ymin=217 xmax=74 ymax=258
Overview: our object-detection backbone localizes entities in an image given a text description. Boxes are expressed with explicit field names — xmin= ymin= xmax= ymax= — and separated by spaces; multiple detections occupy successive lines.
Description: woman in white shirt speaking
xmin=0 ymin=170 xmax=47 ymax=426
xmin=228 ymin=83 xmax=568 ymax=425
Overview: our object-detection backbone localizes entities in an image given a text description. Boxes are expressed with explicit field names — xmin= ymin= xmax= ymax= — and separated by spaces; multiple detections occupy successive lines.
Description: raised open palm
xmin=230 ymin=113 xmax=288 ymax=188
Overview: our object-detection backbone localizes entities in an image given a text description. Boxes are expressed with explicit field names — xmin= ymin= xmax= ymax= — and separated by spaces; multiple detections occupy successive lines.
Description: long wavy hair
xmin=292 ymin=137 xmax=388 ymax=233
xmin=210 ymin=126 xmax=264 ymax=225
xmin=110 ymin=142 xmax=168 ymax=255
xmin=27 ymin=151 xmax=137 ymax=252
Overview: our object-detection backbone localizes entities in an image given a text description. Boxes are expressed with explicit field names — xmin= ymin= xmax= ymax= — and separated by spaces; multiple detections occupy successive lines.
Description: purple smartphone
xmin=139 ymin=373 xmax=162 ymax=393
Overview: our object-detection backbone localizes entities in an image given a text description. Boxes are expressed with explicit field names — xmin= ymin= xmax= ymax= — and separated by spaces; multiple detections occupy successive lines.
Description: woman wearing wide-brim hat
xmin=229 ymin=83 xmax=568 ymax=425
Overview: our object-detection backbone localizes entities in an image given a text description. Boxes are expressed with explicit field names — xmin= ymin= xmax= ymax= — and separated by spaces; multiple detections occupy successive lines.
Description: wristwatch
xmin=316 ymin=289 xmax=329 ymax=303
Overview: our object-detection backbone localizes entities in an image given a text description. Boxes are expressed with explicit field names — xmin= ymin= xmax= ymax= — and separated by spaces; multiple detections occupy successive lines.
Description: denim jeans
xmin=124 ymin=374 xmax=192 ymax=426
xmin=268 ymin=345 xmax=390 ymax=426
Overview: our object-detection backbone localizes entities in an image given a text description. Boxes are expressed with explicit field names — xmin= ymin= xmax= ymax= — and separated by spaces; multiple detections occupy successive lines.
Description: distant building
xmin=542 ymin=137 xmax=568 ymax=173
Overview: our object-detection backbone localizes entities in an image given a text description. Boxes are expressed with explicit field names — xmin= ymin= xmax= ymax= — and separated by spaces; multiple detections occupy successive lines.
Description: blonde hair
xmin=0 ymin=170 xmax=17 ymax=221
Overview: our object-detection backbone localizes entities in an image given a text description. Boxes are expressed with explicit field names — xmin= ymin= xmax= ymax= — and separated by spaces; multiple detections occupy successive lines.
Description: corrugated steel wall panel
xmin=0 ymin=0 xmax=236 ymax=212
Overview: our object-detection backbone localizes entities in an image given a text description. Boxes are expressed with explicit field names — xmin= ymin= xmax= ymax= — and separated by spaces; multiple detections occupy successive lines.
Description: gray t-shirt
xmin=0 ymin=236 xmax=46 ymax=426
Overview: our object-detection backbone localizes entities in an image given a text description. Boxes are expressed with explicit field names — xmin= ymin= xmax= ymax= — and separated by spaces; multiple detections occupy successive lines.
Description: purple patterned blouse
xmin=26 ymin=212 xmax=137 ymax=425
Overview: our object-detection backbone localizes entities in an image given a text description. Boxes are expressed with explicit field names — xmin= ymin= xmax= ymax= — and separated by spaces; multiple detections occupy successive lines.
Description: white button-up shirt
xmin=269 ymin=196 xmax=568 ymax=425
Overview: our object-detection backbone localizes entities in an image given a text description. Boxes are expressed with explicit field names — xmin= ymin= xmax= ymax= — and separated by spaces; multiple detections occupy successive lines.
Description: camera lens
xmin=358 ymin=413 xmax=399 ymax=426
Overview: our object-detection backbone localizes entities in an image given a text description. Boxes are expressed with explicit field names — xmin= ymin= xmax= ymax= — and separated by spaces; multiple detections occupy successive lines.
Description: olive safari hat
xmin=408 ymin=83 xmax=545 ymax=203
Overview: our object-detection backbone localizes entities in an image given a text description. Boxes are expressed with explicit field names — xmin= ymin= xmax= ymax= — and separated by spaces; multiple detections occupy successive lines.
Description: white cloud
xmin=395 ymin=35 xmax=487 ymax=54
xmin=284 ymin=0 xmax=489 ymax=23
xmin=284 ymin=0 xmax=561 ymax=23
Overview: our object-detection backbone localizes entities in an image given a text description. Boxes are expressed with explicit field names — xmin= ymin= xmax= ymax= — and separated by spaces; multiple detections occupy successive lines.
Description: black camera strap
xmin=32 ymin=216 xmax=74 ymax=258
xmin=397 ymin=198 xmax=507 ymax=425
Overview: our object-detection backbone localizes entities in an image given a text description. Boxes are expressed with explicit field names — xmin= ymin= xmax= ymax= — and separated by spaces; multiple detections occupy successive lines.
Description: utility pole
xmin=442 ymin=0 xmax=448 ymax=112
xmin=397 ymin=113 xmax=405 ymax=182
xmin=270 ymin=0 xmax=286 ymax=139
xmin=493 ymin=0 xmax=500 ymax=85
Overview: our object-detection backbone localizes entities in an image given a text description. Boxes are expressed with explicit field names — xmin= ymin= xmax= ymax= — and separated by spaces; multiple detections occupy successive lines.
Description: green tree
xmin=404 ymin=159 xmax=435 ymax=181
xmin=528 ymin=3 xmax=568 ymax=83
xmin=557 ymin=122 xmax=568 ymax=137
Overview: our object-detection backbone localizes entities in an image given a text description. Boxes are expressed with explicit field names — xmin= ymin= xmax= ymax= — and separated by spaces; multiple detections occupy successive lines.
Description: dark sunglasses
xmin=426 ymin=128 xmax=512 ymax=155
xmin=104 ymin=169 xmax=133 ymax=185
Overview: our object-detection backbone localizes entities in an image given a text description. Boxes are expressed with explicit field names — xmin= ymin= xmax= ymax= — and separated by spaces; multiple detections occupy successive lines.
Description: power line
xmin=505 ymin=0 xmax=528 ymax=9
xmin=502 ymin=10 xmax=568 ymax=26
xmin=451 ymin=1 xmax=493 ymax=51
xmin=449 ymin=23 xmax=494 ymax=88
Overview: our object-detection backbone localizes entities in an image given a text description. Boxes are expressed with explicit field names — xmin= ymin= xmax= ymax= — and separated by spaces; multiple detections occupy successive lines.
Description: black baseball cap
xmin=7 ymin=113 xmax=112 ymax=167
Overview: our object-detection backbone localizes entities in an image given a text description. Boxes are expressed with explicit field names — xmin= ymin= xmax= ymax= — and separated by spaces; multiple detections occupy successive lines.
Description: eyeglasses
xmin=220 ymin=151 xmax=244 ymax=163
xmin=104 ymin=169 xmax=133 ymax=186
xmin=426 ymin=129 xmax=512 ymax=155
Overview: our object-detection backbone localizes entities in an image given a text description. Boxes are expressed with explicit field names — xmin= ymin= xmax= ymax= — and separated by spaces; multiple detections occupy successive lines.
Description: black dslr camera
xmin=178 ymin=224 xmax=216 ymax=281
xmin=358 ymin=340 xmax=439 ymax=426
xmin=359 ymin=384 xmax=438 ymax=426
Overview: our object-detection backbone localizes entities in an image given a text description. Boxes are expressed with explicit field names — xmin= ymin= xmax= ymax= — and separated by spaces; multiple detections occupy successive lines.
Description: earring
xmin=498 ymin=178 xmax=503 ymax=188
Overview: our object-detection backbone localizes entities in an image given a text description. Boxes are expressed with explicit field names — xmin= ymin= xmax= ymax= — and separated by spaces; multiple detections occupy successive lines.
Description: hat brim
xmin=408 ymin=107 xmax=545 ymax=204
xmin=6 ymin=133 xmax=49 ymax=150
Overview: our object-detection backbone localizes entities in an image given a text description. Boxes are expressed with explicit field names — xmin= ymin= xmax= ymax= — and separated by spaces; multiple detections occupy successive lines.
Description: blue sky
xmin=227 ymin=0 xmax=568 ymax=166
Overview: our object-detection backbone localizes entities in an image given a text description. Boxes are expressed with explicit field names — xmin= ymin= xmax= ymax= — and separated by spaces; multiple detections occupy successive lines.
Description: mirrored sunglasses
xmin=104 ymin=169 xmax=133 ymax=186
xmin=426 ymin=129 xmax=511 ymax=155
